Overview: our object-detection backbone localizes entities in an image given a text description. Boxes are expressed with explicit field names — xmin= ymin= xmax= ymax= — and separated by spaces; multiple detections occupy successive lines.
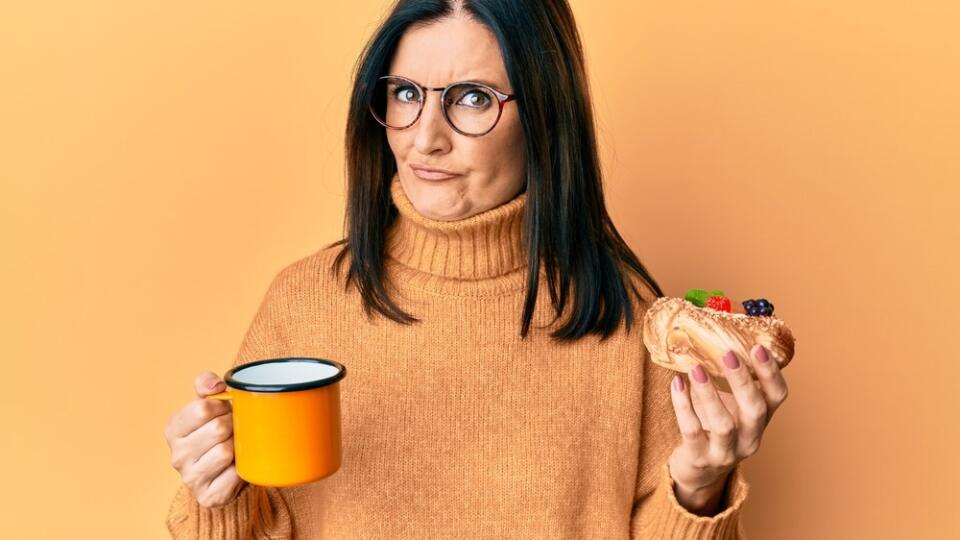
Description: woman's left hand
xmin=666 ymin=344 xmax=790 ymax=515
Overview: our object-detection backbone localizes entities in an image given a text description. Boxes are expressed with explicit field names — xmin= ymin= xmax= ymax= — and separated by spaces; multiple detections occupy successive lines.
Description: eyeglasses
xmin=368 ymin=75 xmax=516 ymax=137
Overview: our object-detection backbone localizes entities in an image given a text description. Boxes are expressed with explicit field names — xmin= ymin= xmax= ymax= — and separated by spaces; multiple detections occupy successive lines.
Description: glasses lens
xmin=444 ymin=83 xmax=499 ymax=135
xmin=371 ymin=77 xmax=422 ymax=128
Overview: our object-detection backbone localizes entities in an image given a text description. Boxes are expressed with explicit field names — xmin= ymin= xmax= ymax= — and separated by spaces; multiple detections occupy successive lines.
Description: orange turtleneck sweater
xmin=166 ymin=174 xmax=750 ymax=539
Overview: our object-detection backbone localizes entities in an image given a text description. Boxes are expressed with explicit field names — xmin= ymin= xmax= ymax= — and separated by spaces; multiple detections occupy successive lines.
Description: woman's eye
xmin=392 ymin=86 xmax=419 ymax=103
xmin=457 ymin=90 xmax=491 ymax=108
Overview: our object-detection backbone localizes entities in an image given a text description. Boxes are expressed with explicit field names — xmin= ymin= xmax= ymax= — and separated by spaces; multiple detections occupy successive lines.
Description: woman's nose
xmin=413 ymin=92 xmax=452 ymax=155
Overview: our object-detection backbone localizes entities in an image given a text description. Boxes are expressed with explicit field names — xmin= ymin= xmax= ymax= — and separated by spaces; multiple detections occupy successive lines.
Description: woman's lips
xmin=410 ymin=165 xmax=461 ymax=181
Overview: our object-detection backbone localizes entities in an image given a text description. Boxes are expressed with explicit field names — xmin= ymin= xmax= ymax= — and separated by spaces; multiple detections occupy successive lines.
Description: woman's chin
xmin=416 ymin=203 xmax=472 ymax=221
xmin=411 ymin=194 xmax=475 ymax=221
xmin=402 ymin=183 xmax=471 ymax=221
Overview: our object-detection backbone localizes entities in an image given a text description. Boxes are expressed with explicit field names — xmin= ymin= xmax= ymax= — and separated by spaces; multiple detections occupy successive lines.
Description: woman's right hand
xmin=164 ymin=371 xmax=248 ymax=508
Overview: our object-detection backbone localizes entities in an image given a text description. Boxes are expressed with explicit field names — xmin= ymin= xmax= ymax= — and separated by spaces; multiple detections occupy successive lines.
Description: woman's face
xmin=385 ymin=15 xmax=526 ymax=221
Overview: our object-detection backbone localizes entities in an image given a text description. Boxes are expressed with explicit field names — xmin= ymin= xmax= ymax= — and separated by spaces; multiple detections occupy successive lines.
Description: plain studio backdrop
xmin=0 ymin=1 xmax=957 ymax=538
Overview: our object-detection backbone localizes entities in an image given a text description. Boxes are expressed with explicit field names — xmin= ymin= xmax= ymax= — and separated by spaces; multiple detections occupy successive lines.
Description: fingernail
xmin=723 ymin=351 xmax=740 ymax=370
xmin=755 ymin=345 xmax=770 ymax=363
xmin=673 ymin=375 xmax=685 ymax=392
xmin=207 ymin=381 xmax=222 ymax=390
xmin=691 ymin=364 xmax=708 ymax=384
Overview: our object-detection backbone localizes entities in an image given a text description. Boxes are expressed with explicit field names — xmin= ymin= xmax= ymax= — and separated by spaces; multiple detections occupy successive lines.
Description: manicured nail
xmin=673 ymin=375 xmax=685 ymax=392
xmin=691 ymin=364 xmax=708 ymax=384
xmin=755 ymin=345 xmax=769 ymax=363
xmin=723 ymin=351 xmax=740 ymax=370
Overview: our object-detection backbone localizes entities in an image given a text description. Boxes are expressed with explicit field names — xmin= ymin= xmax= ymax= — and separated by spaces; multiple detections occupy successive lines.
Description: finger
xmin=210 ymin=463 xmax=244 ymax=498
xmin=669 ymin=374 xmax=708 ymax=449
xmin=191 ymin=439 xmax=235 ymax=490
xmin=688 ymin=363 xmax=738 ymax=459
xmin=720 ymin=350 xmax=768 ymax=456
xmin=206 ymin=464 xmax=245 ymax=503
xmin=195 ymin=371 xmax=225 ymax=398
xmin=167 ymin=398 xmax=231 ymax=439
xmin=750 ymin=344 xmax=790 ymax=420
xmin=181 ymin=412 xmax=234 ymax=463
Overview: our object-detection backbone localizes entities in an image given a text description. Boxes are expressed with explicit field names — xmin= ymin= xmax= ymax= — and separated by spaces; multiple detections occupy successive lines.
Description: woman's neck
xmin=384 ymin=173 xmax=530 ymax=293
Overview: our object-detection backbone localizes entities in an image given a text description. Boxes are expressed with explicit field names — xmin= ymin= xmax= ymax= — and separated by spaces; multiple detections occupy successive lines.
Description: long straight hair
xmin=332 ymin=0 xmax=664 ymax=341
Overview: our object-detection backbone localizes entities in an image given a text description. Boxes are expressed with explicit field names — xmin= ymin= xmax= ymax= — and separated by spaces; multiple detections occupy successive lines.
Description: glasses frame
xmin=368 ymin=75 xmax=517 ymax=137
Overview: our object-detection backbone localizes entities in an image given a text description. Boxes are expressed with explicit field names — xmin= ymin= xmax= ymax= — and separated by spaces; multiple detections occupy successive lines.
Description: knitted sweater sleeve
xmin=165 ymin=271 xmax=295 ymax=539
xmin=629 ymin=339 xmax=751 ymax=539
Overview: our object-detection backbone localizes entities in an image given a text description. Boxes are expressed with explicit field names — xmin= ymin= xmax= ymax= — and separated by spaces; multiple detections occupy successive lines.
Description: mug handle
xmin=205 ymin=390 xmax=232 ymax=401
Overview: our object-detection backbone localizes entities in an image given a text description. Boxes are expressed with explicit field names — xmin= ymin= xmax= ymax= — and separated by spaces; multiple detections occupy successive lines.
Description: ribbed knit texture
xmin=166 ymin=173 xmax=750 ymax=539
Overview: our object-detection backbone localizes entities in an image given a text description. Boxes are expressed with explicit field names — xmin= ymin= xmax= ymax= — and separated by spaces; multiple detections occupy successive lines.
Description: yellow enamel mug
xmin=205 ymin=357 xmax=347 ymax=487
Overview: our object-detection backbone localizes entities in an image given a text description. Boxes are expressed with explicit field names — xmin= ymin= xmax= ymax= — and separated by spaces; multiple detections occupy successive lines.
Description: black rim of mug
xmin=223 ymin=357 xmax=346 ymax=393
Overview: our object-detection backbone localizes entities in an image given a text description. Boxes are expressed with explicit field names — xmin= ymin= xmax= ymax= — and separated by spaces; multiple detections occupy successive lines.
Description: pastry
xmin=642 ymin=289 xmax=796 ymax=392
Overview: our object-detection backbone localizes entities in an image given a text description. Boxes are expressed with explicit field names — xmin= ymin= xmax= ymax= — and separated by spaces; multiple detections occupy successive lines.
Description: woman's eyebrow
xmin=463 ymin=78 xmax=508 ymax=89
xmin=391 ymin=75 xmax=508 ymax=89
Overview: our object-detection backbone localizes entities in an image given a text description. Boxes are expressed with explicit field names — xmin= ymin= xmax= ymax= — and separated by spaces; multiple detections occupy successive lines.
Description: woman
xmin=164 ymin=1 xmax=789 ymax=538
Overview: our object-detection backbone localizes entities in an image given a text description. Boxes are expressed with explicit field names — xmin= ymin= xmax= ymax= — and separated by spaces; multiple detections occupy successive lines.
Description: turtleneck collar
xmin=384 ymin=173 xmax=528 ymax=283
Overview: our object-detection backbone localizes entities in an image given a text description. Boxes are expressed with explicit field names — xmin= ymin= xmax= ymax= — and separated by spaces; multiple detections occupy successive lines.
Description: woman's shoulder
xmin=265 ymin=241 xmax=352 ymax=299
xmin=619 ymin=265 xmax=661 ymax=315
xmin=239 ymin=243 xmax=353 ymax=353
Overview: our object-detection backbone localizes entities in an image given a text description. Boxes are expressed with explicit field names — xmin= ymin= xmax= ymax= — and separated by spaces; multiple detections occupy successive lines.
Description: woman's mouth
xmin=410 ymin=164 xmax=462 ymax=181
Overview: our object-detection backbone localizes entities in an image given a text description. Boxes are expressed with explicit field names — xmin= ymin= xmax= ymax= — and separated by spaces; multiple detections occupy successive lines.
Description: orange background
xmin=1 ymin=1 xmax=957 ymax=538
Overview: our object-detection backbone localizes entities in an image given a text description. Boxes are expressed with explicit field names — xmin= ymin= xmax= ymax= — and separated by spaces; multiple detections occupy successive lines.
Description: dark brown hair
xmin=332 ymin=0 xmax=664 ymax=340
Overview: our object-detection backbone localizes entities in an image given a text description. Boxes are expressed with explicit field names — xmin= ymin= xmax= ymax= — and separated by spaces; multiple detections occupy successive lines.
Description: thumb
xmin=194 ymin=370 xmax=225 ymax=397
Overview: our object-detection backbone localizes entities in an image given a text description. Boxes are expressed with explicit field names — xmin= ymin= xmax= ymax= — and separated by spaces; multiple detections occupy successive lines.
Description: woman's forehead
xmin=388 ymin=16 xmax=509 ymax=89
